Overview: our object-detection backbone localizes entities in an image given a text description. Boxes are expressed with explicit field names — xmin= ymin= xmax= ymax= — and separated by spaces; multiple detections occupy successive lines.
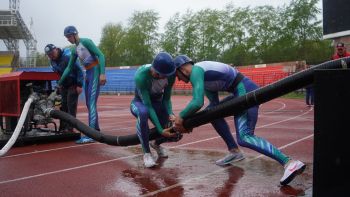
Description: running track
xmin=0 ymin=95 xmax=314 ymax=196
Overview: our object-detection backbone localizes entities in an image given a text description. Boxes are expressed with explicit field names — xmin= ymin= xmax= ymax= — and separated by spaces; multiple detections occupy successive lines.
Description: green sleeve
xmin=135 ymin=70 xmax=164 ymax=134
xmin=179 ymin=66 xmax=205 ymax=118
xmin=163 ymin=75 xmax=175 ymax=115
xmin=81 ymin=38 xmax=106 ymax=74
xmin=58 ymin=47 xmax=77 ymax=85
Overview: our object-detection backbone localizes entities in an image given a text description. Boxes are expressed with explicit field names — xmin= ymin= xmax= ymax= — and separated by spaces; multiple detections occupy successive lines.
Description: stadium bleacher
xmin=101 ymin=68 xmax=136 ymax=94
xmin=238 ymin=65 xmax=289 ymax=87
xmin=173 ymin=65 xmax=290 ymax=92
xmin=16 ymin=67 xmax=138 ymax=94
xmin=0 ymin=51 xmax=15 ymax=76
xmin=12 ymin=64 xmax=292 ymax=94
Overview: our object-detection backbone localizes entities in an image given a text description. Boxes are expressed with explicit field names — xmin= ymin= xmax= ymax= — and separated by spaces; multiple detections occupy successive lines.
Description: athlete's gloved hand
xmin=174 ymin=116 xmax=192 ymax=133
xmin=100 ymin=74 xmax=107 ymax=85
xmin=76 ymin=86 xmax=83 ymax=94
xmin=169 ymin=114 xmax=176 ymax=123
xmin=55 ymin=85 xmax=62 ymax=95
xmin=161 ymin=127 xmax=177 ymax=138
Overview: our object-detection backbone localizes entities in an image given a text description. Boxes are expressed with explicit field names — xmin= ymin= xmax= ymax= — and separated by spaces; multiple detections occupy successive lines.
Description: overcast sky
xmin=0 ymin=0 xmax=322 ymax=57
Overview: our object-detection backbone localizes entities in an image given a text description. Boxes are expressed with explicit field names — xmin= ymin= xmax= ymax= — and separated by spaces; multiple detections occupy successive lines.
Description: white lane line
xmin=0 ymin=105 xmax=313 ymax=185
xmin=261 ymin=101 xmax=286 ymax=114
xmin=0 ymin=154 xmax=141 ymax=185
xmin=0 ymin=144 xmax=96 ymax=159
xmin=174 ymin=106 xmax=313 ymax=148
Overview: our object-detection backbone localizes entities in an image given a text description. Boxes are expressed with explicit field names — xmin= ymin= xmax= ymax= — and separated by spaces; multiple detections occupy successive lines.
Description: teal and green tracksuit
xmin=180 ymin=61 xmax=289 ymax=165
xmin=59 ymin=38 xmax=105 ymax=130
xmin=130 ymin=64 xmax=177 ymax=153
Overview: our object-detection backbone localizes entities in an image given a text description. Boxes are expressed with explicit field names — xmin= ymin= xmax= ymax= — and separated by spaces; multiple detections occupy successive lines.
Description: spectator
xmin=305 ymin=84 xmax=314 ymax=106
xmin=45 ymin=44 xmax=83 ymax=132
xmin=331 ymin=42 xmax=350 ymax=60
xmin=59 ymin=25 xmax=106 ymax=144
xmin=304 ymin=65 xmax=314 ymax=106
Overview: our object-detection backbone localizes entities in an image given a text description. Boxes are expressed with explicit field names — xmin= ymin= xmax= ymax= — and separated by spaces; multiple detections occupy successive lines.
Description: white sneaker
xmin=280 ymin=160 xmax=306 ymax=185
xmin=143 ymin=153 xmax=156 ymax=168
xmin=150 ymin=142 xmax=168 ymax=158
xmin=215 ymin=151 xmax=245 ymax=166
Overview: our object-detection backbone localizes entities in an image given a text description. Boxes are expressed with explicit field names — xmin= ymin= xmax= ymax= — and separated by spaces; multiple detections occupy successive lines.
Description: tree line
xmin=37 ymin=0 xmax=332 ymax=67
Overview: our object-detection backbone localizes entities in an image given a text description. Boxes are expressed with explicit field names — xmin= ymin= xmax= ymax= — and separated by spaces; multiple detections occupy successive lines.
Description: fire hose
xmin=1 ymin=57 xmax=349 ymax=155
xmin=0 ymin=95 xmax=36 ymax=156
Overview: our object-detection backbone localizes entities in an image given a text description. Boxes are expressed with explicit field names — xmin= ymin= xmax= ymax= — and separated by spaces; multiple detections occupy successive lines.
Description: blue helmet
xmin=44 ymin=44 xmax=56 ymax=54
xmin=152 ymin=52 xmax=175 ymax=77
xmin=64 ymin=26 xmax=78 ymax=36
xmin=174 ymin=55 xmax=194 ymax=69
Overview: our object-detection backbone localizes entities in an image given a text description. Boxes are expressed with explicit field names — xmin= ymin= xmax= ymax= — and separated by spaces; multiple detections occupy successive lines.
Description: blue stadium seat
xmin=16 ymin=67 xmax=137 ymax=94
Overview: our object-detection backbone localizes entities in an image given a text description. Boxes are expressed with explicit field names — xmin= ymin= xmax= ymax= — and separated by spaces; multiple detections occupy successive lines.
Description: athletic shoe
xmin=150 ymin=142 xmax=168 ymax=158
xmin=280 ymin=160 xmax=306 ymax=185
xmin=75 ymin=136 xmax=95 ymax=144
xmin=143 ymin=153 xmax=156 ymax=168
xmin=215 ymin=152 xmax=245 ymax=166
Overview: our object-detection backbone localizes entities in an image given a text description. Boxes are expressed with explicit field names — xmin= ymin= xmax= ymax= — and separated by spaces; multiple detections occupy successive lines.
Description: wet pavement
xmin=114 ymin=147 xmax=313 ymax=197
xmin=0 ymin=96 xmax=314 ymax=196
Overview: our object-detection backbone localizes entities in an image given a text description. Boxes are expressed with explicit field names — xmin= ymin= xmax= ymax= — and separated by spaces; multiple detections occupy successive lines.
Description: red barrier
xmin=173 ymin=65 xmax=290 ymax=91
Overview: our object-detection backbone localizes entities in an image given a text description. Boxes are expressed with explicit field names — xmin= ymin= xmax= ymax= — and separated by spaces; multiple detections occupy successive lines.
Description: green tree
xmin=220 ymin=5 xmax=252 ymax=65
xmin=99 ymin=23 xmax=126 ymax=66
xmin=246 ymin=6 xmax=281 ymax=64
xmin=178 ymin=10 xmax=198 ymax=59
xmin=99 ymin=0 xmax=332 ymax=66
xmin=194 ymin=9 xmax=224 ymax=60
xmin=160 ymin=13 xmax=182 ymax=56
xmin=123 ymin=10 xmax=160 ymax=65
xmin=35 ymin=52 xmax=49 ymax=67
xmin=276 ymin=0 xmax=330 ymax=63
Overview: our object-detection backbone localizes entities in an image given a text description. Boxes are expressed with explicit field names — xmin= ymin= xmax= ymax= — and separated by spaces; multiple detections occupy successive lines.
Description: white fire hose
xmin=0 ymin=96 xmax=34 ymax=156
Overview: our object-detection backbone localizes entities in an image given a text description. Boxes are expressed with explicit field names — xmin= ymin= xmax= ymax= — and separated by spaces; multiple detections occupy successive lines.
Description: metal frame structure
xmin=0 ymin=0 xmax=37 ymax=67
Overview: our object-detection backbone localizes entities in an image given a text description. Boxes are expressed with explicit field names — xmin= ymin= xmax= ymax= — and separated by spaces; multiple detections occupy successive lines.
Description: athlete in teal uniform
xmin=173 ymin=55 xmax=306 ymax=185
xmin=131 ymin=52 xmax=181 ymax=168
xmin=59 ymin=26 xmax=106 ymax=144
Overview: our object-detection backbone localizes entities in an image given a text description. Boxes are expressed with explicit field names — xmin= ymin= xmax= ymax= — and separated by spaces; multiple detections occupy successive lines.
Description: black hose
xmin=49 ymin=110 xmax=161 ymax=146
xmin=183 ymin=57 xmax=350 ymax=128
xmin=49 ymin=57 xmax=349 ymax=146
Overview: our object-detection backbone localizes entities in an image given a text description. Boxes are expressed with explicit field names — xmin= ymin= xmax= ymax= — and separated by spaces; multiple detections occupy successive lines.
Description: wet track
xmin=0 ymin=95 xmax=314 ymax=196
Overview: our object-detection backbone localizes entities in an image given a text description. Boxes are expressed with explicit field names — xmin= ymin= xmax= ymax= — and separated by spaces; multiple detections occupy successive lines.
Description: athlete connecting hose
xmin=183 ymin=57 xmax=349 ymax=128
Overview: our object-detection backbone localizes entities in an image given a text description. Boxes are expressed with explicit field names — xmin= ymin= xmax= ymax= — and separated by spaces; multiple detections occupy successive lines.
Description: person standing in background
xmin=304 ymin=64 xmax=314 ymax=106
xmin=59 ymin=26 xmax=106 ymax=144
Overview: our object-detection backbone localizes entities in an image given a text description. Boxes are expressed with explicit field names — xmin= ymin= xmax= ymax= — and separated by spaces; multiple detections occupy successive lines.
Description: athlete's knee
xmin=138 ymin=108 xmax=149 ymax=119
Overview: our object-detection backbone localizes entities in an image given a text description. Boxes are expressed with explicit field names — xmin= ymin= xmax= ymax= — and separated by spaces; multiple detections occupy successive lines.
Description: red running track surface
xmin=0 ymin=95 xmax=314 ymax=197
